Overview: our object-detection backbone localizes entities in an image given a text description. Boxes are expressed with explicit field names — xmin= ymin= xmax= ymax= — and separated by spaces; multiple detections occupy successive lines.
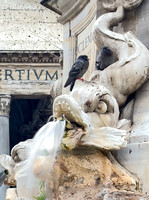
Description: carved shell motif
xmin=101 ymin=0 xmax=144 ymax=11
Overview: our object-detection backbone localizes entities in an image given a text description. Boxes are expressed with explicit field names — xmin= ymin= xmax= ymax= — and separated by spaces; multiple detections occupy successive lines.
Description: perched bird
xmin=96 ymin=46 xmax=114 ymax=70
xmin=0 ymin=170 xmax=8 ymax=187
xmin=64 ymin=55 xmax=89 ymax=91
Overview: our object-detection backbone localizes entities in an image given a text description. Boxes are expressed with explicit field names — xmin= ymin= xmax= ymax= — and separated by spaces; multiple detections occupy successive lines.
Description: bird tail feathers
xmin=70 ymin=79 xmax=76 ymax=91
xmin=64 ymin=77 xmax=73 ymax=88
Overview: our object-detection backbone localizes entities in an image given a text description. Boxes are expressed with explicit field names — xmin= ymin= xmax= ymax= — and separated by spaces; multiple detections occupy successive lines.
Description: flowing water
xmin=17 ymin=119 xmax=66 ymax=199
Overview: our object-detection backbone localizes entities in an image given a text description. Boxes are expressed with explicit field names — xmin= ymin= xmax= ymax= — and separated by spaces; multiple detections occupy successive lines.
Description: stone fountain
xmin=1 ymin=0 xmax=149 ymax=199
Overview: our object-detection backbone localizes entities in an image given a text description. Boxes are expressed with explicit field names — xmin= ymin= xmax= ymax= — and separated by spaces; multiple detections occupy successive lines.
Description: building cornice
xmin=0 ymin=50 xmax=61 ymax=64
xmin=57 ymin=0 xmax=90 ymax=25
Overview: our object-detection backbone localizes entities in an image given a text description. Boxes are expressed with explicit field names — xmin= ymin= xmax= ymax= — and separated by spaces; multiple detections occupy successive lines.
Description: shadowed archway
xmin=9 ymin=96 xmax=53 ymax=150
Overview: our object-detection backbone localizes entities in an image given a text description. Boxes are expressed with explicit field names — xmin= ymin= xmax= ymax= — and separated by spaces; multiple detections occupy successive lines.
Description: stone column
xmin=0 ymin=94 xmax=11 ymax=200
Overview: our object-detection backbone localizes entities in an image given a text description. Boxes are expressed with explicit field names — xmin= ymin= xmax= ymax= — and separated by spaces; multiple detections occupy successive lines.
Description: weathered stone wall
xmin=0 ymin=0 xmax=63 ymax=50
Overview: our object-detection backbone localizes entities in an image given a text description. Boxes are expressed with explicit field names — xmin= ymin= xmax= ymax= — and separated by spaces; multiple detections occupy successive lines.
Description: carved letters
xmin=0 ymin=68 xmax=59 ymax=81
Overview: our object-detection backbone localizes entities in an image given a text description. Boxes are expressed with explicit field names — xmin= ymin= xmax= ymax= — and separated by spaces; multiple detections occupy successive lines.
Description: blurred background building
xmin=0 ymin=0 xmax=63 ymax=198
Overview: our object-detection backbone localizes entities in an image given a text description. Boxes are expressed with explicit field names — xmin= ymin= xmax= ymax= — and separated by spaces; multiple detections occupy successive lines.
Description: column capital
xmin=0 ymin=94 xmax=11 ymax=117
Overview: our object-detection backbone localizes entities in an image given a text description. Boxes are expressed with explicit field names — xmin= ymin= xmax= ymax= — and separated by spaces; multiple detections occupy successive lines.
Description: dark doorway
xmin=9 ymin=96 xmax=53 ymax=150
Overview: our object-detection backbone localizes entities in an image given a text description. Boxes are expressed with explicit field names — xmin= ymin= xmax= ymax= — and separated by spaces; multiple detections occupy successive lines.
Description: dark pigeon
xmin=64 ymin=55 xmax=89 ymax=91
xmin=0 ymin=170 xmax=8 ymax=187
xmin=96 ymin=46 xmax=114 ymax=70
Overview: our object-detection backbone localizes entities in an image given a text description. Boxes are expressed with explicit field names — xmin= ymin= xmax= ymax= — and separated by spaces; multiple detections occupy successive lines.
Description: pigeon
xmin=96 ymin=46 xmax=114 ymax=70
xmin=0 ymin=170 xmax=8 ymax=187
xmin=64 ymin=55 xmax=89 ymax=91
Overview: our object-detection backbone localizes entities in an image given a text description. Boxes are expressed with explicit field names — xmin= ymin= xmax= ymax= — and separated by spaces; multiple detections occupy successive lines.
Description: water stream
xmin=17 ymin=119 xmax=66 ymax=199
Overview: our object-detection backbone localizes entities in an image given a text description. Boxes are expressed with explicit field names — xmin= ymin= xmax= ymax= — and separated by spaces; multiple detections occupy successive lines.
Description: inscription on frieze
xmin=0 ymin=51 xmax=62 ymax=95
xmin=0 ymin=66 xmax=62 ymax=81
